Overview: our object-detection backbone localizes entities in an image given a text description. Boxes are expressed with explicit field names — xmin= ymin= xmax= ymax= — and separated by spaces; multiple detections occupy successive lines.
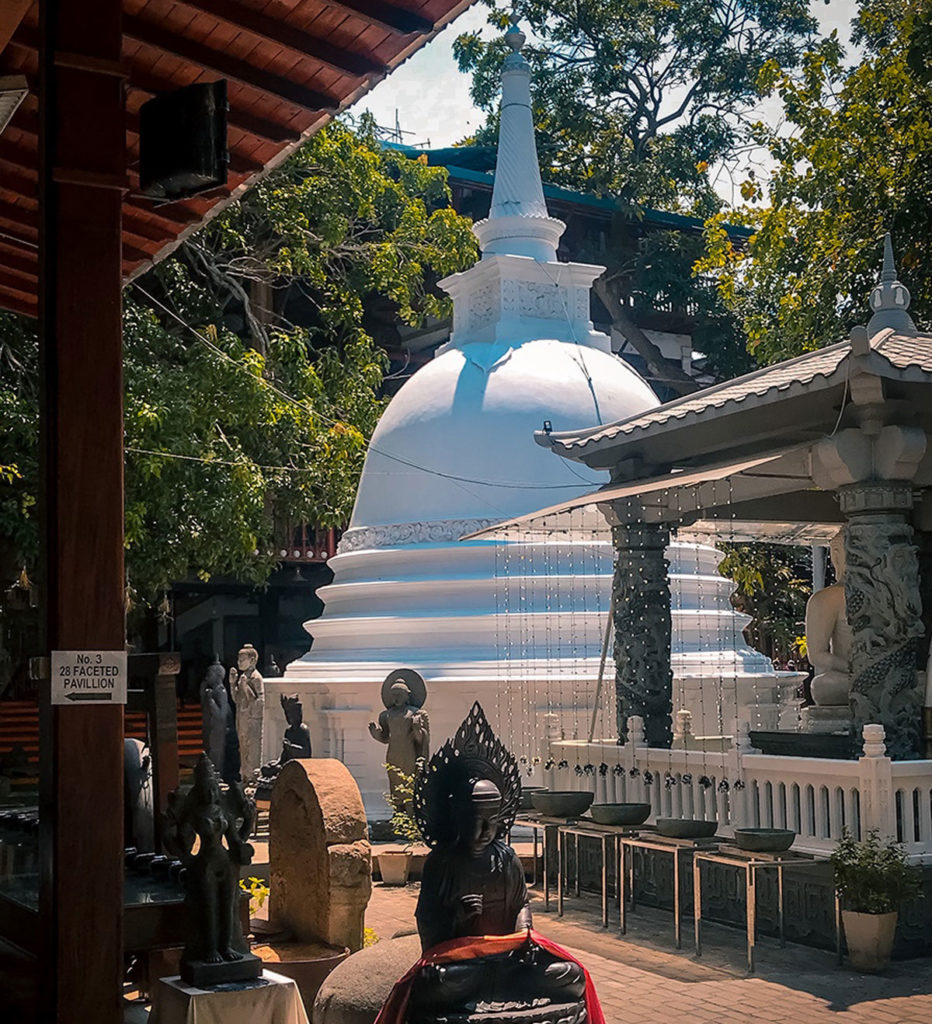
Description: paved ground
xmin=365 ymin=881 xmax=932 ymax=1024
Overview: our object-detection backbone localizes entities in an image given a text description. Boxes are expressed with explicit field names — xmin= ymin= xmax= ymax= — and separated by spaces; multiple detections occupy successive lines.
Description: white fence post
xmin=858 ymin=723 xmax=896 ymax=841
xmin=727 ymin=717 xmax=752 ymax=828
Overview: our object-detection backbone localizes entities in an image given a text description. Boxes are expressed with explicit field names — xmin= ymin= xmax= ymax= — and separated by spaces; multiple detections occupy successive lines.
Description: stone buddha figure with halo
xmin=802 ymin=529 xmax=854 ymax=733
xmin=373 ymin=703 xmax=602 ymax=1024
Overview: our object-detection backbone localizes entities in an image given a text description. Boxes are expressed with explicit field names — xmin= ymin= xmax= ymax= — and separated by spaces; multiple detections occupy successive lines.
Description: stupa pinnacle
xmin=473 ymin=20 xmax=564 ymax=261
xmin=438 ymin=19 xmax=610 ymax=354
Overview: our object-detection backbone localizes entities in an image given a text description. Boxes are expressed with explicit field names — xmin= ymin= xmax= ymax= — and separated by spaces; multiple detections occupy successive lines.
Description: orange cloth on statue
xmin=374 ymin=929 xmax=605 ymax=1024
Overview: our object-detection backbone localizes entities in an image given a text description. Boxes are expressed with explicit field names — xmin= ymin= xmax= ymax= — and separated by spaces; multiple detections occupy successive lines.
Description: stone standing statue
xmin=162 ymin=754 xmax=261 ymax=985
xmin=803 ymin=530 xmax=854 ymax=732
xmin=375 ymin=702 xmax=598 ymax=1024
xmin=200 ymin=657 xmax=232 ymax=776
xmin=368 ymin=669 xmax=429 ymax=805
xmin=231 ymin=643 xmax=264 ymax=781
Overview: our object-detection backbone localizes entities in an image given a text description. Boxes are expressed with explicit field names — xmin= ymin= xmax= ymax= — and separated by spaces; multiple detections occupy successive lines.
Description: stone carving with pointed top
xmin=162 ymin=754 xmax=261 ymax=985
xmin=868 ymin=233 xmax=916 ymax=335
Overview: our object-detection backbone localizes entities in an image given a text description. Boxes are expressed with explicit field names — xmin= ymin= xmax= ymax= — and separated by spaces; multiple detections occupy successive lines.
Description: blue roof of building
xmin=384 ymin=142 xmax=752 ymax=238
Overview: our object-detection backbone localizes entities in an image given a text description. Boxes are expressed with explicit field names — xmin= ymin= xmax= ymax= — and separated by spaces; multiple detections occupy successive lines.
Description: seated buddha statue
xmin=806 ymin=530 xmax=853 ymax=708
xmin=378 ymin=703 xmax=595 ymax=1024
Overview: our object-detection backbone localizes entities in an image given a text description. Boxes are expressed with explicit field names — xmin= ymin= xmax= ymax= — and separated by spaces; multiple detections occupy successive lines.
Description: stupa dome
xmin=352 ymin=338 xmax=658 ymax=528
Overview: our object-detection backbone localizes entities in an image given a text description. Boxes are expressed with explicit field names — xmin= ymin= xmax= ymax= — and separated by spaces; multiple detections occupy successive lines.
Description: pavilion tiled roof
xmin=0 ymin=0 xmax=475 ymax=317
xmin=543 ymin=329 xmax=932 ymax=459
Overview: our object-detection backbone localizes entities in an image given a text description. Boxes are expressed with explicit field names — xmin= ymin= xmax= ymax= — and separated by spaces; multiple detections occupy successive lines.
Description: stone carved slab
xmin=337 ymin=519 xmax=499 ymax=555
xmin=845 ymin=510 xmax=925 ymax=759
xmin=270 ymin=759 xmax=371 ymax=952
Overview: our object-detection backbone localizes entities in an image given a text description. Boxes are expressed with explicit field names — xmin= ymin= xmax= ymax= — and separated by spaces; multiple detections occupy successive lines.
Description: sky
xmin=351 ymin=2 xmax=861 ymax=204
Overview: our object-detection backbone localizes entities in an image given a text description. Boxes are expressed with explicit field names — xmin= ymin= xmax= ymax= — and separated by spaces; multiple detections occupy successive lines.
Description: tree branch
xmin=593 ymin=274 xmax=700 ymax=396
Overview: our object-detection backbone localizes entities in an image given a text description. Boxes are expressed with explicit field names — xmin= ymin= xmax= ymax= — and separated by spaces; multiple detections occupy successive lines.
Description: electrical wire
xmin=129 ymin=281 xmax=597 ymax=493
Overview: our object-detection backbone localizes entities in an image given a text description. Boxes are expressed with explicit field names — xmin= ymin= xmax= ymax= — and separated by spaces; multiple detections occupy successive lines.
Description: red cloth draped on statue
xmin=374 ymin=929 xmax=605 ymax=1024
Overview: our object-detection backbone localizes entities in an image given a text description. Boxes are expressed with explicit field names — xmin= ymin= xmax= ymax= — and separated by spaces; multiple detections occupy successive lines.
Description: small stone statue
xmin=200 ymin=657 xmax=233 ymax=779
xmin=279 ymin=693 xmax=312 ymax=761
xmin=231 ymin=643 xmax=265 ymax=780
xmin=368 ymin=669 xmax=429 ymax=806
xmin=162 ymin=754 xmax=261 ymax=985
xmin=802 ymin=531 xmax=854 ymax=734
xmin=376 ymin=703 xmax=599 ymax=1024
xmin=255 ymin=694 xmax=313 ymax=800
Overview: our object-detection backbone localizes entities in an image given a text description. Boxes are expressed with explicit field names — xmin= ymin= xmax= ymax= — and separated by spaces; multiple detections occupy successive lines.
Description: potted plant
xmin=376 ymin=763 xmax=425 ymax=885
xmin=831 ymin=828 xmax=920 ymax=972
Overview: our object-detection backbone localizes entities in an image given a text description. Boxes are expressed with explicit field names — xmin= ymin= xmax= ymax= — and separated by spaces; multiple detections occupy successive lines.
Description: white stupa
xmin=272 ymin=24 xmax=773 ymax=816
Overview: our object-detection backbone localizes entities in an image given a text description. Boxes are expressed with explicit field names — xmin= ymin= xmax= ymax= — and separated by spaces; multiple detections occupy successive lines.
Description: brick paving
xmin=365 ymin=881 xmax=932 ymax=1024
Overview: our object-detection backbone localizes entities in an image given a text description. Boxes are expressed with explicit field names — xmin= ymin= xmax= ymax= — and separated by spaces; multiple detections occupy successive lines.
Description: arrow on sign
xmin=66 ymin=692 xmax=112 ymax=703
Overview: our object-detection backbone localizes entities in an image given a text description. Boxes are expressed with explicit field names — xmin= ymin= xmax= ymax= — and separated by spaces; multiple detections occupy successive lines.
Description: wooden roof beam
xmin=0 ymin=284 xmax=37 ymax=317
xmin=123 ymin=239 xmax=154 ymax=262
xmin=123 ymin=15 xmax=340 ymax=113
xmin=126 ymin=76 xmax=300 ymax=144
xmin=0 ymin=137 xmax=36 ymax=177
xmin=327 ymin=0 xmax=433 ymax=35
xmin=0 ymin=197 xmax=37 ymax=234
xmin=0 ymin=229 xmax=37 ymax=256
xmin=124 ymin=195 xmax=203 ymax=227
xmin=177 ymin=0 xmax=388 ymax=79
xmin=0 ymin=240 xmax=37 ymax=279
xmin=0 ymin=265 xmax=35 ymax=297
xmin=0 ymin=162 xmax=36 ymax=199
xmin=0 ymin=0 xmax=31 ymax=53
xmin=12 ymin=97 xmax=262 ymax=177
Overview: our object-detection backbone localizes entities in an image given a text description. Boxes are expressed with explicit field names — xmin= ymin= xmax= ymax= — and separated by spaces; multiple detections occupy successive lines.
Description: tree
xmin=699 ymin=0 xmax=932 ymax=364
xmin=0 ymin=120 xmax=477 ymax=613
xmin=454 ymin=2 xmax=815 ymax=385
xmin=718 ymin=543 xmax=812 ymax=660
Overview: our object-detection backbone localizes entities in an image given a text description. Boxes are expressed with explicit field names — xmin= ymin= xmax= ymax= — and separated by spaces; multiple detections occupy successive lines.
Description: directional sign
xmin=51 ymin=650 xmax=128 ymax=706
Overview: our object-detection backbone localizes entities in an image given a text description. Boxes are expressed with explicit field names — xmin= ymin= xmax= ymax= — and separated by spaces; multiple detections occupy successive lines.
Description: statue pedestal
xmin=799 ymin=705 xmax=853 ymax=735
xmin=411 ymin=1000 xmax=586 ymax=1024
xmin=180 ymin=951 xmax=262 ymax=987
xmin=150 ymin=969 xmax=309 ymax=1024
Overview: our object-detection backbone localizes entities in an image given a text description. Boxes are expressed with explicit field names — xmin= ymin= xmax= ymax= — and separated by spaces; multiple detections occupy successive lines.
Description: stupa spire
xmin=867 ymin=232 xmax=915 ymax=335
xmin=472 ymin=19 xmax=565 ymax=262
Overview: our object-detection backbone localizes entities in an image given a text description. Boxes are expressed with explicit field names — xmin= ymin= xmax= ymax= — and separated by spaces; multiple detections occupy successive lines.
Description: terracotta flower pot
xmin=377 ymin=849 xmax=411 ymax=886
xmin=842 ymin=910 xmax=898 ymax=972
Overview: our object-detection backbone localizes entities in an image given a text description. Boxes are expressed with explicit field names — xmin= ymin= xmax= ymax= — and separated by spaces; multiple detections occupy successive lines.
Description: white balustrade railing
xmin=545 ymin=718 xmax=932 ymax=861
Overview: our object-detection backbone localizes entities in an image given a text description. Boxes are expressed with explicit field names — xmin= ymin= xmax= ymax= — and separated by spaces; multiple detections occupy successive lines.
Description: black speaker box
xmin=139 ymin=80 xmax=228 ymax=201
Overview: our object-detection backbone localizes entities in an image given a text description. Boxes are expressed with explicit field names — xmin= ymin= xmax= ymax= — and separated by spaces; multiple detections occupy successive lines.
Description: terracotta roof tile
xmin=548 ymin=331 xmax=932 ymax=455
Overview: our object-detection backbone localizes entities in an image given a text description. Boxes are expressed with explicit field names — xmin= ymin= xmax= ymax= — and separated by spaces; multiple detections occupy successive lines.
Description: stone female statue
xmin=375 ymin=704 xmax=601 ymax=1024
xmin=162 ymin=754 xmax=260 ymax=984
xmin=231 ymin=643 xmax=264 ymax=780
xmin=368 ymin=670 xmax=429 ymax=804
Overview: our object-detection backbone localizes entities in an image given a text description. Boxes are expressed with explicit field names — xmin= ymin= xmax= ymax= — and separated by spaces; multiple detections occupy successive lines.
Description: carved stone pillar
xmin=841 ymin=483 xmax=925 ymax=760
xmin=610 ymin=520 xmax=673 ymax=748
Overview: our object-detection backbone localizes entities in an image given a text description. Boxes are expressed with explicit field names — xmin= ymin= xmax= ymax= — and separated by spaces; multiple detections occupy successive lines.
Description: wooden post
xmin=38 ymin=0 xmax=126 ymax=1020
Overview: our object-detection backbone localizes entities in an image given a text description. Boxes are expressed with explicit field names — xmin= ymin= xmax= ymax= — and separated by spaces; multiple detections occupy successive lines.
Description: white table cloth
xmin=150 ymin=969 xmax=310 ymax=1024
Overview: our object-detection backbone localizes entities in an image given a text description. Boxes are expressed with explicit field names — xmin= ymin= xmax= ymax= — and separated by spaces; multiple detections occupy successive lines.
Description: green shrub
xmin=384 ymin=761 xmax=426 ymax=846
xmin=831 ymin=829 xmax=920 ymax=914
